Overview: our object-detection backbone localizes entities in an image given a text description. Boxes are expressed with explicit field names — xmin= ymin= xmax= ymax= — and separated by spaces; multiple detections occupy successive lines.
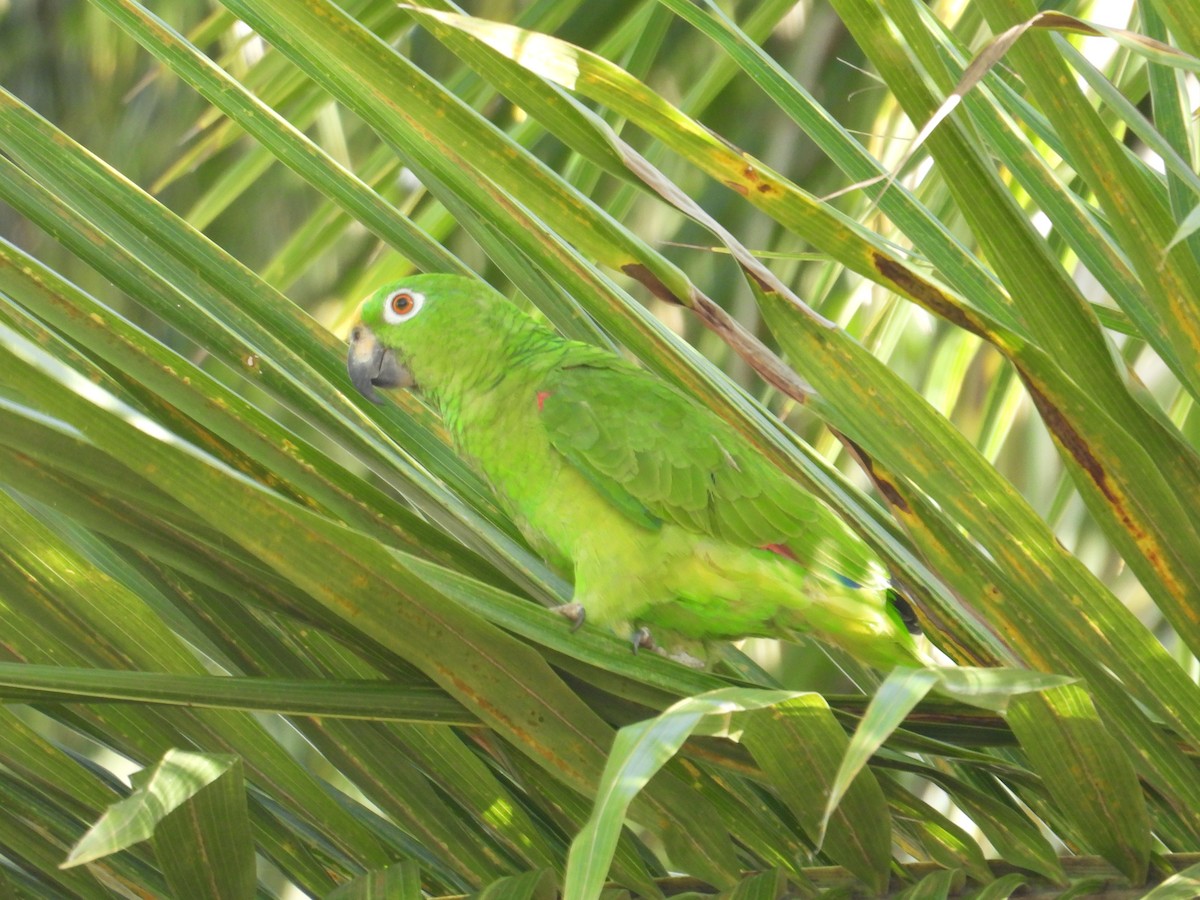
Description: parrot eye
xmin=383 ymin=290 xmax=424 ymax=323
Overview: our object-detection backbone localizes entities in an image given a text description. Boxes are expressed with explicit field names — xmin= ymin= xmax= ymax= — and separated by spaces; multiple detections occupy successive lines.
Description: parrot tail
xmin=761 ymin=542 xmax=922 ymax=636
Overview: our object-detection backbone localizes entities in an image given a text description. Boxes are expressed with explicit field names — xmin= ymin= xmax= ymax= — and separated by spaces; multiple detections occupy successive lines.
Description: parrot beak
xmin=347 ymin=323 xmax=412 ymax=404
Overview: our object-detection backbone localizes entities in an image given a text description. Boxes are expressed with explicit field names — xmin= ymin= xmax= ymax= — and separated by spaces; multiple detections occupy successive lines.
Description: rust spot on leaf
xmin=738 ymin=262 xmax=773 ymax=293
xmin=1022 ymin=382 xmax=1182 ymax=605
xmin=869 ymin=467 xmax=910 ymax=513
xmin=743 ymin=164 xmax=758 ymax=180
xmin=725 ymin=180 xmax=749 ymax=196
xmin=872 ymin=252 xmax=982 ymax=338
xmin=444 ymin=671 xmax=566 ymax=769
xmin=756 ymin=182 xmax=774 ymax=194
xmin=844 ymin=436 xmax=911 ymax=513
xmin=622 ymin=263 xmax=684 ymax=305
xmin=1023 ymin=380 xmax=1116 ymax=504
xmin=449 ymin=675 xmax=518 ymax=732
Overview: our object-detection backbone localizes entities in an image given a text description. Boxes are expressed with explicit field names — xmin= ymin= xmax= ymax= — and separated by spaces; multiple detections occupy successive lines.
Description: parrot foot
xmin=630 ymin=627 xmax=657 ymax=654
xmin=553 ymin=602 xmax=587 ymax=632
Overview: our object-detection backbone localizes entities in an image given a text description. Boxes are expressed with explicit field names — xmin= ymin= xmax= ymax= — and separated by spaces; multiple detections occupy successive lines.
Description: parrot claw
xmin=630 ymin=627 xmax=656 ymax=654
xmin=553 ymin=602 xmax=587 ymax=632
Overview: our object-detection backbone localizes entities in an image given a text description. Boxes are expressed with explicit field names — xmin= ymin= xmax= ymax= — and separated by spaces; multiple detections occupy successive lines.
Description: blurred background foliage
xmin=1 ymin=0 xmax=1199 ymax=896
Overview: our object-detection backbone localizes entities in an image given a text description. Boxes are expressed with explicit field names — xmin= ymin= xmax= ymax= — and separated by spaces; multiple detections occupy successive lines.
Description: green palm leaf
xmin=2 ymin=0 xmax=1198 ymax=896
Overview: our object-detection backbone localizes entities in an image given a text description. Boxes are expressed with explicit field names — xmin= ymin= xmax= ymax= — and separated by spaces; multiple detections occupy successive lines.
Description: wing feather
xmin=539 ymin=357 xmax=876 ymax=581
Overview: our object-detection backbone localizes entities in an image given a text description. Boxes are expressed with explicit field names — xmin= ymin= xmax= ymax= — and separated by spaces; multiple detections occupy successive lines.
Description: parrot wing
xmin=538 ymin=356 xmax=882 ymax=583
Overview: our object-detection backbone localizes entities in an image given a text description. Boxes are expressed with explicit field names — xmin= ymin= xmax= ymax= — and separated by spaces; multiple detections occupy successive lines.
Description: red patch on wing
xmin=536 ymin=390 xmax=551 ymax=411
xmin=761 ymin=542 xmax=798 ymax=561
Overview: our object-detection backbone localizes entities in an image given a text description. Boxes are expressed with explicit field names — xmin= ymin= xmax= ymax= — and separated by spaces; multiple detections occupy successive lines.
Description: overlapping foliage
xmin=1 ymin=0 xmax=1199 ymax=897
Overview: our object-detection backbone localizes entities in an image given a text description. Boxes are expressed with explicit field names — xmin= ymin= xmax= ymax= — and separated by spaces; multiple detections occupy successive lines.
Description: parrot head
xmin=347 ymin=274 xmax=515 ymax=403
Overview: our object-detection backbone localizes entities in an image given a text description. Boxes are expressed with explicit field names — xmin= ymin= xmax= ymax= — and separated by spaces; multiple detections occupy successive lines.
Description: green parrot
xmin=348 ymin=274 xmax=928 ymax=669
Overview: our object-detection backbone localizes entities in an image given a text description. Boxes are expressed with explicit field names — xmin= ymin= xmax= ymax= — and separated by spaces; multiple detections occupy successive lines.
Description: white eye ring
xmin=382 ymin=289 xmax=424 ymax=324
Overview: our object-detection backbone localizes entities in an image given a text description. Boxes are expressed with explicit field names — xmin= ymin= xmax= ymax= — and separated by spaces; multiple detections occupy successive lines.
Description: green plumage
xmin=349 ymin=274 xmax=926 ymax=669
